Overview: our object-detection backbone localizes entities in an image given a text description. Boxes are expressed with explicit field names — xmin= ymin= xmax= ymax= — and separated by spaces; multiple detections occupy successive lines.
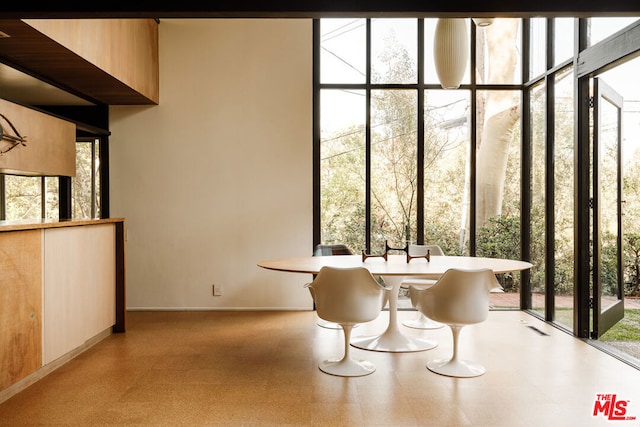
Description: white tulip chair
xmin=308 ymin=266 xmax=391 ymax=377
xmin=409 ymin=268 xmax=501 ymax=377
xmin=309 ymin=244 xmax=355 ymax=330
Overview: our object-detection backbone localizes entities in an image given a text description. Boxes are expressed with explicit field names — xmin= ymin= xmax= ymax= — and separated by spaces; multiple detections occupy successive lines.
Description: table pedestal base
xmin=350 ymin=275 xmax=438 ymax=352
xmin=351 ymin=333 xmax=437 ymax=353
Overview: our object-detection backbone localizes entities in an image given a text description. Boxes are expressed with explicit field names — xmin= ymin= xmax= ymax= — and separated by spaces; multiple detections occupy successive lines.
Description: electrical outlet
xmin=213 ymin=284 xmax=223 ymax=296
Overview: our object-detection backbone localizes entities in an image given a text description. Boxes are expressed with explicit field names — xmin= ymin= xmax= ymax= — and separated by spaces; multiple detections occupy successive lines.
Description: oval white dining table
xmin=257 ymin=254 xmax=533 ymax=353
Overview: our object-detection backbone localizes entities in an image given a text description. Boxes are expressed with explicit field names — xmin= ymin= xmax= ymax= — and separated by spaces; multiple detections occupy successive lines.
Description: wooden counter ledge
xmin=0 ymin=217 xmax=125 ymax=232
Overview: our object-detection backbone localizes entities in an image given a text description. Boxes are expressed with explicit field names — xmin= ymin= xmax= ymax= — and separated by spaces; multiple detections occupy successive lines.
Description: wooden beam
xmin=0 ymin=19 xmax=158 ymax=105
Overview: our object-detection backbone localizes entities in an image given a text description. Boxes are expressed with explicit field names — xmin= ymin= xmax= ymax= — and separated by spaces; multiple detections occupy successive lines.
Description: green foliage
xmin=600 ymin=232 xmax=620 ymax=297
xmin=476 ymin=215 xmax=521 ymax=292
xmin=624 ymin=233 xmax=640 ymax=297
xmin=72 ymin=141 xmax=100 ymax=219
xmin=4 ymin=175 xmax=42 ymax=219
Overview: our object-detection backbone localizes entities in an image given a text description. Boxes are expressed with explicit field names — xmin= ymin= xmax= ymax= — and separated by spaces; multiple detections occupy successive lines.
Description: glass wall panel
xmin=530 ymin=18 xmax=547 ymax=79
xmin=370 ymin=89 xmax=417 ymax=252
xmin=73 ymin=140 xmax=100 ymax=219
xmin=553 ymin=66 xmax=575 ymax=328
xmin=424 ymin=90 xmax=470 ymax=256
xmin=5 ymin=175 xmax=41 ymax=220
xmin=589 ymin=18 xmax=639 ymax=46
xmin=476 ymin=90 xmax=522 ymax=307
xmin=598 ymin=92 xmax=621 ymax=311
xmin=597 ymin=57 xmax=640 ymax=352
xmin=73 ymin=142 xmax=92 ymax=219
xmin=601 ymin=58 xmax=640 ymax=305
xmin=371 ymin=19 xmax=417 ymax=85
xmin=530 ymin=81 xmax=547 ymax=314
xmin=44 ymin=177 xmax=59 ymax=220
xmin=319 ymin=89 xmax=367 ymax=251
xmin=475 ymin=18 xmax=522 ymax=85
xmin=554 ymin=18 xmax=574 ymax=67
xmin=320 ymin=18 xmax=366 ymax=84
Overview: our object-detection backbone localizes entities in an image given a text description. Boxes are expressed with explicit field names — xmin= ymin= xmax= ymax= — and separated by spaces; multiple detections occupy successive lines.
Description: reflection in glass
xmin=320 ymin=89 xmax=366 ymax=251
xmin=530 ymin=81 xmax=547 ymax=313
xmin=320 ymin=19 xmax=366 ymax=84
xmin=553 ymin=66 xmax=575 ymax=328
xmin=371 ymin=19 xmax=417 ymax=85
xmin=599 ymin=95 xmax=621 ymax=311
xmin=424 ymin=90 xmax=470 ymax=256
xmin=370 ymin=89 xmax=417 ymax=253
xmin=475 ymin=18 xmax=522 ymax=85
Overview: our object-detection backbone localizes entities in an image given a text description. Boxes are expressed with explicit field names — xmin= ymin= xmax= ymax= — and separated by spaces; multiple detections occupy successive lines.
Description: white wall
xmin=109 ymin=19 xmax=314 ymax=310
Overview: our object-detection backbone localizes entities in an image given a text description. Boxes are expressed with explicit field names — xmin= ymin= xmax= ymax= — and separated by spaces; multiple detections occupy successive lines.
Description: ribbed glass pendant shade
xmin=433 ymin=18 xmax=469 ymax=89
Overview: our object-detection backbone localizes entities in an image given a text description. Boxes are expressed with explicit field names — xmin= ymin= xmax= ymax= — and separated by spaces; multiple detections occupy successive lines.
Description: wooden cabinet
xmin=42 ymin=224 xmax=116 ymax=364
xmin=0 ymin=230 xmax=42 ymax=391
xmin=0 ymin=219 xmax=125 ymax=401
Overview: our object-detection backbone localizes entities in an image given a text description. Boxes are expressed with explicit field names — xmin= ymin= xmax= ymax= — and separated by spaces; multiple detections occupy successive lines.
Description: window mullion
xmin=417 ymin=19 xmax=425 ymax=244
xmin=365 ymin=18 xmax=372 ymax=253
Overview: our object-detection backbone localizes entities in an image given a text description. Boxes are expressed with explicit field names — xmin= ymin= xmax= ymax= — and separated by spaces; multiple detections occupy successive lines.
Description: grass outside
xmin=601 ymin=309 xmax=640 ymax=341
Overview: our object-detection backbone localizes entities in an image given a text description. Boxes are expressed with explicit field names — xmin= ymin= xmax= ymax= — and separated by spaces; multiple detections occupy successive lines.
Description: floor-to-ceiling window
xmin=314 ymin=16 xmax=640 ymax=365
xmin=316 ymin=17 xmax=524 ymax=309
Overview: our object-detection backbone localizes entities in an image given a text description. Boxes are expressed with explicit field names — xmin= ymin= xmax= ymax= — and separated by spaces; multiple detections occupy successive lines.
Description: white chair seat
xmin=402 ymin=278 xmax=443 ymax=329
xmin=308 ymin=266 xmax=391 ymax=377
xmin=308 ymin=244 xmax=358 ymax=329
xmin=410 ymin=268 xmax=501 ymax=378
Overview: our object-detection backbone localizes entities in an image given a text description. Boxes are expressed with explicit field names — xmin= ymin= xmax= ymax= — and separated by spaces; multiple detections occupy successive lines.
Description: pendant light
xmin=472 ymin=18 xmax=495 ymax=27
xmin=433 ymin=18 xmax=469 ymax=89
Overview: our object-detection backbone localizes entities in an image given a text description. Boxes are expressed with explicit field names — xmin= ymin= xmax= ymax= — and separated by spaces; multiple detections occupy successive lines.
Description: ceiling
xmin=0 ymin=1 xmax=638 ymax=18
xmin=0 ymin=19 xmax=157 ymax=107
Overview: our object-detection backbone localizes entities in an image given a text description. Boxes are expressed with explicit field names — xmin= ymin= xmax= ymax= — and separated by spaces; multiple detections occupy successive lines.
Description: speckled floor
xmin=1 ymin=310 xmax=639 ymax=426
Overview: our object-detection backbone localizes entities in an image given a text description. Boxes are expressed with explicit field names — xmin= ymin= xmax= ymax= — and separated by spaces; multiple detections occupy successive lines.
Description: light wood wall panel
xmin=25 ymin=19 xmax=159 ymax=104
xmin=0 ymin=230 xmax=42 ymax=390
xmin=43 ymin=224 xmax=115 ymax=364
xmin=0 ymin=98 xmax=75 ymax=176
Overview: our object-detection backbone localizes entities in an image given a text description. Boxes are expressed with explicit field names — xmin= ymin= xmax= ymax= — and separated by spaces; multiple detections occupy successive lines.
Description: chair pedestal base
xmin=427 ymin=358 xmax=486 ymax=378
xmin=319 ymin=358 xmax=376 ymax=377
xmin=402 ymin=313 xmax=444 ymax=330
